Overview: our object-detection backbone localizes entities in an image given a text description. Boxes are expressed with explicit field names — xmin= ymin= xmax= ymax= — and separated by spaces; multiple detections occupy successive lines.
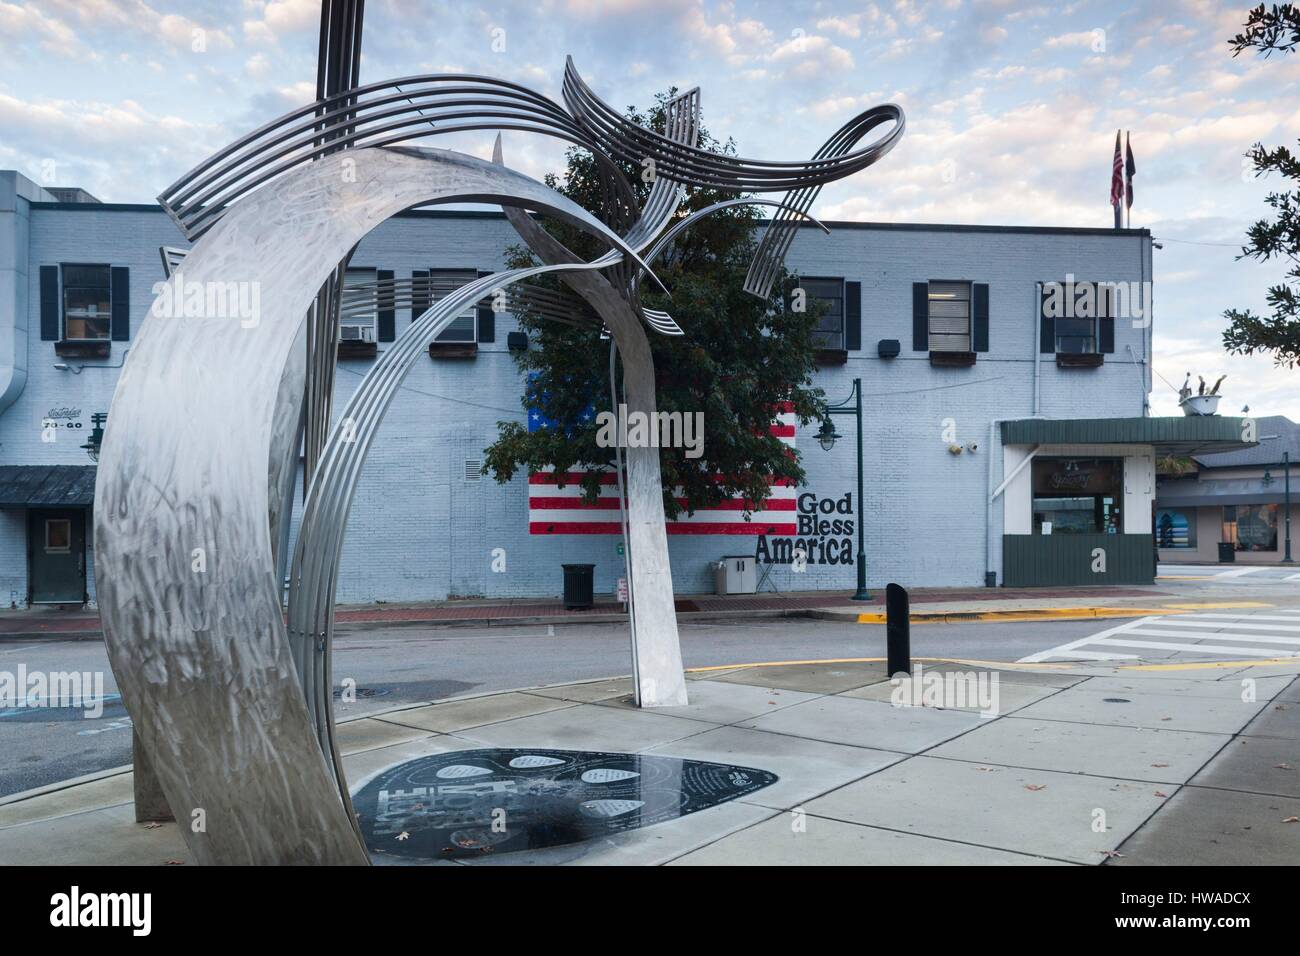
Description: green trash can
xmin=562 ymin=563 xmax=595 ymax=610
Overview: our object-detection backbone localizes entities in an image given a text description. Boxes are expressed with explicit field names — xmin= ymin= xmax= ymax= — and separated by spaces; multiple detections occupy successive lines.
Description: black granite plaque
xmin=353 ymin=748 xmax=778 ymax=860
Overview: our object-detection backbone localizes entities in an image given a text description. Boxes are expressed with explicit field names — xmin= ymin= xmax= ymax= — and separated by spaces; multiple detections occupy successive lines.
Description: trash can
xmin=562 ymin=563 xmax=595 ymax=609
xmin=1217 ymin=542 xmax=1236 ymax=564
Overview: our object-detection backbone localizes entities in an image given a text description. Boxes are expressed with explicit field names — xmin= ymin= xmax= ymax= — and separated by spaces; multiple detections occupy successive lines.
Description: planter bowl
xmin=1180 ymin=394 xmax=1222 ymax=417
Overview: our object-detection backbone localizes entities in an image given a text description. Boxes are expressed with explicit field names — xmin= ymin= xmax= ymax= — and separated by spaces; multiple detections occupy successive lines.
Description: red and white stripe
xmin=529 ymin=405 xmax=798 ymax=535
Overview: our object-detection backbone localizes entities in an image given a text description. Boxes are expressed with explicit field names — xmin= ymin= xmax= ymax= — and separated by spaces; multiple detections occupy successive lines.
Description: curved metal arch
xmin=159 ymin=61 xmax=901 ymax=247
xmin=95 ymin=145 xmax=655 ymax=865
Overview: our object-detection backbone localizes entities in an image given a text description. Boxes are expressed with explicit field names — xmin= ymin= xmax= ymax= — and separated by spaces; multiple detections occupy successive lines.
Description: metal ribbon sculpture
xmin=96 ymin=28 xmax=903 ymax=862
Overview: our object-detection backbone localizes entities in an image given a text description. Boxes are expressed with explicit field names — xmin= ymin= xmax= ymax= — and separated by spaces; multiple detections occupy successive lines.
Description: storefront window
xmin=1156 ymin=508 xmax=1197 ymax=548
xmin=1031 ymin=457 xmax=1123 ymax=534
xmin=1223 ymin=504 xmax=1278 ymax=552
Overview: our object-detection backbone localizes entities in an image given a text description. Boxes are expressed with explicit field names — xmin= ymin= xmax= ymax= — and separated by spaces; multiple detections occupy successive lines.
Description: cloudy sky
xmin=2 ymin=0 xmax=1297 ymax=418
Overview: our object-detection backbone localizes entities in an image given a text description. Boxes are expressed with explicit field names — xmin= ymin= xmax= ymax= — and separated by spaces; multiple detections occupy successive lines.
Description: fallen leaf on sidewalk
xmin=1275 ymin=763 xmax=1294 ymax=770
xmin=142 ymin=822 xmax=162 ymax=829
xmin=1154 ymin=791 xmax=1168 ymax=798
xmin=1100 ymin=850 xmax=1123 ymax=859
xmin=1151 ymin=763 xmax=1169 ymax=768
xmin=1283 ymin=817 xmax=1298 ymax=824
xmin=164 ymin=860 xmax=184 ymax=865
xmin=1024 ymin=784 xmax=1046 ymax=791
xmin=396 ymin=831 xmax=410 ymax=841
xmin=1160 ymin=717 xmax=1172 ymax=721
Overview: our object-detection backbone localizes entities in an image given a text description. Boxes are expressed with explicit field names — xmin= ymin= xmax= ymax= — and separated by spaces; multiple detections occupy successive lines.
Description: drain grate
xmin=332 ymin=687 xmax=391 ymax=700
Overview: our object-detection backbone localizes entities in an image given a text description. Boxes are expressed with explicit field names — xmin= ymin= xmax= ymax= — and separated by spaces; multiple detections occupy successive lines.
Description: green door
xmin=29 ymin=509 xmax=86 ymax=604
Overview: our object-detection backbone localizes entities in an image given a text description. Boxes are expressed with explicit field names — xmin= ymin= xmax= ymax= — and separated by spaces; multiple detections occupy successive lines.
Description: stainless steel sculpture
xmin=96 ymin=8 xmax=904 ymax=861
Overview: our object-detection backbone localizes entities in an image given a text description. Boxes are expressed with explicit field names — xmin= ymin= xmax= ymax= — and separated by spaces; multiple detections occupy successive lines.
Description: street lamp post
xmin=817 ymin=377 xmax=870 ymax=601
xmin=1285 ymin=451 xmax=1293 ymax=564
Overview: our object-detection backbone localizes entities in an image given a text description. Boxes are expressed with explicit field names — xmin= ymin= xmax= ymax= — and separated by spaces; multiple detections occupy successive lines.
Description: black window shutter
xmin=972 ymin=283 xmax=989 ymax=352
xmin=476 ymin=269 xmax=495 ymax=343
xmin=39 ymin=266 xmax=59 ymax=341
xmin=110 ymin=267 xmax=130 ymax=341
xmin=1099 ymin=315 xmax=1115 ymax=353
xmin=411 ymin=269 xmax=429 ymax=322
xmin=844 ymin=280 xmax=861 ymax=350
xmin=376 ymin=269 xmax=395 ymax=341
xmin=912 ymin=282 xmax=929 ymax=351
xmin=1039 ymin=285 xmax=1055 ymax=353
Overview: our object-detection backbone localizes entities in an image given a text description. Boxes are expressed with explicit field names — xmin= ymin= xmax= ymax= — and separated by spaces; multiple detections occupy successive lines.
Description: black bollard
xmin=885 ymin=583 xmax=911 ymax=678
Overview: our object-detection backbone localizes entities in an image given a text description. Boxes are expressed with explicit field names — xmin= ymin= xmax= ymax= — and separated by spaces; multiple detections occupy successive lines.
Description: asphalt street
xmin=0 ymin=615 xmax=1121 ymax=798
xmin=3 ymin=567 xmax=1300 ymax=799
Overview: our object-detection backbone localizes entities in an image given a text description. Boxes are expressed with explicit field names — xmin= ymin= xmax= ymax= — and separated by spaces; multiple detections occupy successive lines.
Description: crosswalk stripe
xmin=1180 ymin=613 xmax=1300 ymax=623
xmin=1096 ymin=637 xmax=1296 ymax=657
xmin=1121 ymin=627 xmax=1300 ymax=646
xmin=1032 ymin=649 xmax=1139 ymax=661
xmin=1016 ymin=618 xmax=1148 ymax=663
xmin=1128 ymin=619 xmax=1300 ymax=633
xmin=1213 ymin=567 xmax=1267 ymax=578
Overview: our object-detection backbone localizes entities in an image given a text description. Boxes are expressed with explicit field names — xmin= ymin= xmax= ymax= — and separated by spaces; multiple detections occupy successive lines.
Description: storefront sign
xmin=755 ymin=492 xmax=856 ymax=566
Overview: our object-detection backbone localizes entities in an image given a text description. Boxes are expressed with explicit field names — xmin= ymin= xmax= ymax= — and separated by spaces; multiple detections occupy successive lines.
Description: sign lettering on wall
xmin=755 ymin=492 xmax=856 ymax=566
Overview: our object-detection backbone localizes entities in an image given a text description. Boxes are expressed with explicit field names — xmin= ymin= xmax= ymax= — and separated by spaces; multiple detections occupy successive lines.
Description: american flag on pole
xmin=527 ymin=402 xmax=798 ymax=535
xmin=1109 ymin=129 xmax=1124 ymax=226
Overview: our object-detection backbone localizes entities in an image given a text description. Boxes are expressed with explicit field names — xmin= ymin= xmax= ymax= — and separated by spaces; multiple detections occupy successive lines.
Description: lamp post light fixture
xmin=80 ymin=412 xmax=106 ymax=462
xmin=818 ymin=377 xmax=870 ymax=601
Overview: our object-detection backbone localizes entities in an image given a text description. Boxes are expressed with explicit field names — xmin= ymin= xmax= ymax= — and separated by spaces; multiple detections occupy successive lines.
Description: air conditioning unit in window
xmin=340 ymin=326 xmax=375 ymax=343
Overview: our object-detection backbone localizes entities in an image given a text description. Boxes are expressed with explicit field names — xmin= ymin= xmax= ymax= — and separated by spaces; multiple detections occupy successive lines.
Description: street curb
xmin=826 ymin=606 xmax=1193 ymax=625
xmin=0 ymin=606 xmax=826 ymax=642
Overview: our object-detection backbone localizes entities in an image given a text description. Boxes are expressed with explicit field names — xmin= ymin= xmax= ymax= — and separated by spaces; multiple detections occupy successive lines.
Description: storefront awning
xmin=1157 ymin=476 xmax=1289 ymax=507
xmin=1001 ymin=416 xmax=1256 ymax=456
xmin=0 ymin=465 xmax=96 ymax=507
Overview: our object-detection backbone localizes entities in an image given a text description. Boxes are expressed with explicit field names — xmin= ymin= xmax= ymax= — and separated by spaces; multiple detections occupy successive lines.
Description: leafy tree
xmin=483 ymin=91 xmax=826 ymax=518
xmin=1222 ymin=4 xmax=1300 ymax=367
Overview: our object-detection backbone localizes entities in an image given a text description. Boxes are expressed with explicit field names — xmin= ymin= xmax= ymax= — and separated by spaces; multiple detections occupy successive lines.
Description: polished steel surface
xmin=96 ymin=145 xmax=648 ymax=864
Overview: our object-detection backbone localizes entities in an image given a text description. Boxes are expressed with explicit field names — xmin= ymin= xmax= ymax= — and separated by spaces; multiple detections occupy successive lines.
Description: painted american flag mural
xmin=526 ymin=400 xmax=798 ymax=535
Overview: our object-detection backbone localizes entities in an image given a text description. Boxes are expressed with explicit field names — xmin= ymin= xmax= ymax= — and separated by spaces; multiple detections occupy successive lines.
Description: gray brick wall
xmin=1 ymin=203 xmax=1150 ymax=604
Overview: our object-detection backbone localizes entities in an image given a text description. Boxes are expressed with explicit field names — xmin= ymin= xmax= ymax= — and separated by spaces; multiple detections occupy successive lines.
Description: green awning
xmin=1000 ymin=416 xmax=1256 ymax=456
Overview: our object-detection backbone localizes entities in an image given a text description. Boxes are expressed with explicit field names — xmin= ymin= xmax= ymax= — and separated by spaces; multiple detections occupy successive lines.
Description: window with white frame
xmin=340 ymin=267 xmax=378 ymax=343
xmin=61 ymin=264 xmax=112 ymax=340
xmin=1047 ymin=280 xmax=1116 ymax=354
xmin=430 ymin=268 xmax=478 ymax=342
xmin=927 ymin=280 xmax=971 ymax=352
xmin=802 ymin=277 xmax=845 ymax=350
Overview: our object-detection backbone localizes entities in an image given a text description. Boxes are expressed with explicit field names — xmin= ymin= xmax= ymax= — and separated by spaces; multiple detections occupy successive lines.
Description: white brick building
xmin=4 ymin=167 xmax=1247 ymax=608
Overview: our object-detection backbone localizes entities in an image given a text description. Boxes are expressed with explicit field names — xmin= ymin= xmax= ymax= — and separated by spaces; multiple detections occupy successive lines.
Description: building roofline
xmin=26 ymin=201 xmax=1152 ymax=238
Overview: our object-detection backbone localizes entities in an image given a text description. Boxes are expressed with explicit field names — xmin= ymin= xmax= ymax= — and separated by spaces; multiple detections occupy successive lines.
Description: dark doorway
xmin=28 ymin=508 xmax=86 ymax=604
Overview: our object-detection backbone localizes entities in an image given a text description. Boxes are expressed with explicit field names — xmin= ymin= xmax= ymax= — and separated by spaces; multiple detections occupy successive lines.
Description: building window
xmin=927 ymin=281 xmax=971 ymax=352
xmin=1223 ymin=504 xmax=1278 ymax=552
xmin=340 ymin=268 xmax=378 ymax=343
xmin=430 ymin=269 xmax=478 ymax=343
xmin=44 ymin=518 xmax=71 ymax=553
xmin=1045 ymin=280 xmax=1114 ymax=354
xmin=61 ymin=264 xmax=111 ymax=340
xmin=1031 ymin=457 xmax=1123 ymax=534
xmin=1156 ymin=508 xmax=1197 ymax=548
xmin=801 ymin=277 xmax=844 ymax=350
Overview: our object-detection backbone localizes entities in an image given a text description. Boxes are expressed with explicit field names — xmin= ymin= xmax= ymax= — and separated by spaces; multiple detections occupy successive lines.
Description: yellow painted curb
xmin=855 ymin=607 xmax=1179 ymax=625
xmin=853 ymin=600 xmax=1275 ymax=625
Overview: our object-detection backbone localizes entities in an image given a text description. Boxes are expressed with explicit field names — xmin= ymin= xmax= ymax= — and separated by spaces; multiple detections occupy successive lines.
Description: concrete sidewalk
xmin=2 ymin=654 xmax=1296 ymax=865
xmin=0 ymin=584 xmax=1200 ymax=639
